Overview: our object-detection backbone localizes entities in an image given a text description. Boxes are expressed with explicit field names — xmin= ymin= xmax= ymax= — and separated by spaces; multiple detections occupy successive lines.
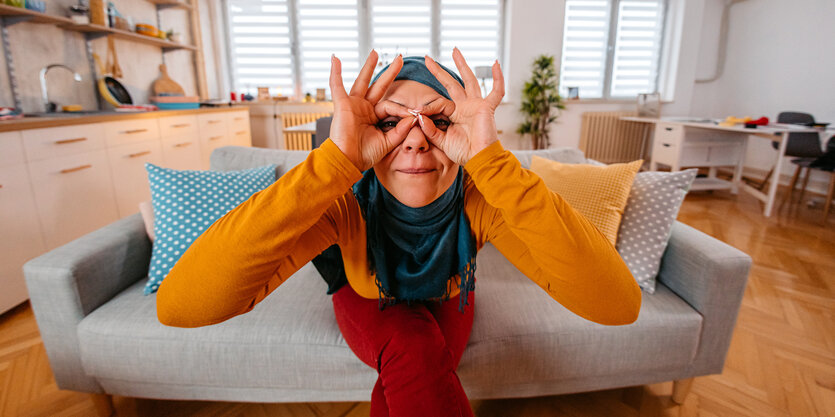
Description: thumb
xmin=382 ymin=116 xmax=417 ymax=153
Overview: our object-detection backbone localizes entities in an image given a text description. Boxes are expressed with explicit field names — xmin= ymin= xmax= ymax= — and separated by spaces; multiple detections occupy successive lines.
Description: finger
xmin=366 ymin=54 xmax=403 ymax=104
xmin=452 ymin=47 xmax=482 ymax=98
xmin=418 ymin=98 xmax=456 ymax=118
xmin=417 ymin=113 xmax=444 ymax=147
xmin=350 ymin=50 xmax=378 ymax=97
xmin=329 ymin=55 xmax=349 ymax=102
xmin=374 ymin=99 xmax=414 ymax=121
xmin=485 ymin=60 xmax=505 ymax=109
xmin=384 ymin=116 xmax=417 ymax=151
xmin=424 ymin=55 xmax=467 ymax=102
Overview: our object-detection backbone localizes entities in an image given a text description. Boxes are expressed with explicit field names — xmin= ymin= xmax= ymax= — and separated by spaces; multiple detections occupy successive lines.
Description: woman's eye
xmin=377 ymin=119 xmax=399 ymax=132
xmin=432 ymin=118 xmax=451 ymax=131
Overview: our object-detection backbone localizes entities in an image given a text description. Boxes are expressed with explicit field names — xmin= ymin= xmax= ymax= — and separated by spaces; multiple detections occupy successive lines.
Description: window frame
xmin=223 ymin=0 xmax=507 ymax=99
xmin=560 ymin=0 xmax=670 ymax=101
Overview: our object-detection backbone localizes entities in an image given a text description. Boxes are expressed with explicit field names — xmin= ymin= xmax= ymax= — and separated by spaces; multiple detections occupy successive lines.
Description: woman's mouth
xmin=397 ymin=168 xmax=436 ymax=175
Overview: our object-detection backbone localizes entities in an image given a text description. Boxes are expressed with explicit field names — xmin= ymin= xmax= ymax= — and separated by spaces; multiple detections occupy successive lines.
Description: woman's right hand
xmin=329 ymin=51 xmax=415 ymax=171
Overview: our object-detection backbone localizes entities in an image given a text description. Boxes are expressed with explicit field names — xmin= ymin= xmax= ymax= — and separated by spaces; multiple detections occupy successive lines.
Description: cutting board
xmin=152 ymin=65 xmax=185 ymax=96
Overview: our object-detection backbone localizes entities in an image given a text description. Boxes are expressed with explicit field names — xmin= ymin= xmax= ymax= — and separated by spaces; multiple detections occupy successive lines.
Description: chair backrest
xmin=314 ymin=116 xmax=333 ymax=149
xmin=772 ymin=111 xmax=823 ymax=158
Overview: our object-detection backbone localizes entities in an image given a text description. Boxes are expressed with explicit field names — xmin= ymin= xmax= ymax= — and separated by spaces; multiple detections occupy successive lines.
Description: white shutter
xmin=227 ymin=0 xmax=294 ymax=96
xmin=371 ymin=0 xmax=432 ymax=61
xmin=440 ymin=0 xmax=501 ymax=94
xmin=559 ymin=0 xmax=611 ymax=99
xmin=297 ymin=0 xmax=361 ymax=95
xmin=609 ymin=0 xmax=665 ymax=97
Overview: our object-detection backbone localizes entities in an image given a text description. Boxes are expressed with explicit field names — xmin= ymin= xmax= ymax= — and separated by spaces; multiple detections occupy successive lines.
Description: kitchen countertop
xmin=0 ymin=107 xmax=250 ymax=133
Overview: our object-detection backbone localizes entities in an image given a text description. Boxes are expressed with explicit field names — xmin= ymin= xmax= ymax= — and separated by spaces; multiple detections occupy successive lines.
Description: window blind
xmin=559 ymin=0 xmax=666 ymax=99
xmin=371 ymin=0 xmax=432 ymax=61
xmin=227 ymin=0 xmax=294 ymax=96
xmin=609 ymin=0 xmax=665 ymax=97
xmin=297 ymin=0 xmax=361 ymax=95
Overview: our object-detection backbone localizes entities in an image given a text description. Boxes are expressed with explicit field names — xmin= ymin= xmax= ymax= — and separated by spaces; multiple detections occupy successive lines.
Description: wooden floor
xmin=1 ymin=187 xmax=833 ymax=417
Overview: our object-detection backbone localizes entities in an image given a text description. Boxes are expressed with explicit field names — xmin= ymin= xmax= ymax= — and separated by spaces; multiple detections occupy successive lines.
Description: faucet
xmin=39 ymin=64 xmax=83 ymax=113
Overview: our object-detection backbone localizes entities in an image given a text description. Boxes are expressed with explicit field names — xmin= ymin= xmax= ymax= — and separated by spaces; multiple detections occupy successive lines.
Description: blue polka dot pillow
xmin=143 ymin=163 xmax=277 ymax=295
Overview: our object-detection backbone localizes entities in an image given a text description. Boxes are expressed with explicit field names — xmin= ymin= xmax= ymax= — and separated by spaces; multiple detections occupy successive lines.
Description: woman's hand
xmin=418 ymin=48 xmax=505 ymax=166
xmin=329 ymin=51 xmax=417 ymax=171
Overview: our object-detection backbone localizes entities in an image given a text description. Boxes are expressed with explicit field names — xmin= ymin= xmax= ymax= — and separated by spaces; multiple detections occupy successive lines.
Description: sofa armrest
xmin=657 ymin=221 xmax=751 ymax=376
xmin=23 ymin=213 xmax=152 ymax=392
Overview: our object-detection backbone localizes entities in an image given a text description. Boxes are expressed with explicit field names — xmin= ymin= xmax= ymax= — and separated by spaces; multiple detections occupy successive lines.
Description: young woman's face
xmin=373 ymin=80 xmax=459 ymax=208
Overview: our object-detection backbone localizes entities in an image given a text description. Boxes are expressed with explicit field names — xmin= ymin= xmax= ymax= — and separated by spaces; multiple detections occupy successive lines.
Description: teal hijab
xmin=313 ymin=56 xmax=477 ymax=313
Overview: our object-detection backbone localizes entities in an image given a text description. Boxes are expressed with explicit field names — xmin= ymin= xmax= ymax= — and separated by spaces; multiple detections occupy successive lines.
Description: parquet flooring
xmin=1 ymin=187 xmax=833 ymax=417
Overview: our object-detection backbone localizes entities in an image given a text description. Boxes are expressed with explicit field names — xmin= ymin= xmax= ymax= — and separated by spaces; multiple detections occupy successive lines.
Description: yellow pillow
xmin=529 ymin=157 xmax=642 ymax=246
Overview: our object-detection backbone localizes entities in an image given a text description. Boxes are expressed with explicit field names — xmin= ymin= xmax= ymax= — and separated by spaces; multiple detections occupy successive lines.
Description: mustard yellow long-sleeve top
xmin=157 ymin=139 xmax=641 ymax=328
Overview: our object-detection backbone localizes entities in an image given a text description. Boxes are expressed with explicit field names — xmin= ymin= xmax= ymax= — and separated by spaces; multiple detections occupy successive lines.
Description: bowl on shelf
xmin=151 ymin=95 xmax=201 ymax=110
xmin=135 ymin=24 xmax=159 ymax=37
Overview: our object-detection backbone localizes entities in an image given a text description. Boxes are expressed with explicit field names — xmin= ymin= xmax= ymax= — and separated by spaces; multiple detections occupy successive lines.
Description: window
xmin=559 ymin=0 xmax=667 ymax=99
xmin=226 ymin=0 xmax=505 ymax=98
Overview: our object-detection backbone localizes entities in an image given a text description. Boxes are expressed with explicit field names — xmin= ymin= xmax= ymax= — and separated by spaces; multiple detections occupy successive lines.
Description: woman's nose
xmin=401 ymin=125 xmax=430 ymax=152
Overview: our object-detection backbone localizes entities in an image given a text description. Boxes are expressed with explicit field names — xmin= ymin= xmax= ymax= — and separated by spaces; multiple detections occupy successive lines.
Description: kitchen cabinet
xmin=197 ymin=113 xmax=231 ymax=169
xmin=107 ymin=140 xmax=165 ymax=218
xmin=0 ymin=132 xmax=46 ymax=314
xmin=27 ymin=149 xmax=120 ymax=250
xmin=159 ymin=115 xmax=202 ymax=171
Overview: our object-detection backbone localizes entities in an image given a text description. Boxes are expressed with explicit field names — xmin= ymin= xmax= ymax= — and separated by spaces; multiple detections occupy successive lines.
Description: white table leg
xmin=731 ymin=136 xmax=746 ymax=194
xmin=764 ymin=132 xmax=789 ymax=217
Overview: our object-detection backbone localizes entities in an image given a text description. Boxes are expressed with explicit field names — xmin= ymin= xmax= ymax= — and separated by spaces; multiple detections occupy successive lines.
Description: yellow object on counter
xmin=62 ymin=105 xmax=83 ymax=112
xmin=718 ymin=116 xmax=751 ymax=127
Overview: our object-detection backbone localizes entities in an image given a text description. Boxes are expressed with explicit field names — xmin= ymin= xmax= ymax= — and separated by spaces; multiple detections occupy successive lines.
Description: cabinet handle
xmin=173 ymin=142 xmax=193 ymax=148
xmin=60 ymin=164 xmax=92 ymax=174
xmin=171 ymin=123 xmax=191 ymax=128
xmin=662 ymin=143 xmax=672 ymax=147
xmin=209 ymin=135 xmax=223 ymax=141
xmin=122 ymin=128 xmax=148 ymax=134
xmin=235 ymin=130 xmax=246 ymax=135
xmin=234 ymin=117 xmax=245 ymax=121
xmin=54 ymin=137 xmax=87 ymax=145
xmin=128 ymin=150 xmax=152 ymax=158
xmin=665 ymin=127 xmax=673 ymax=131
xmin=208 ymin=120 xmax=222 ymax=124
xmin=0 ymin=184 xmax=3 ymax=189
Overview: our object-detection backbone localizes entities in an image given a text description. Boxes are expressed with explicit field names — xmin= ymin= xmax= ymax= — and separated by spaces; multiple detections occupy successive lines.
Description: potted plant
xmin=516 ymin=55 xmax=565 ymax=149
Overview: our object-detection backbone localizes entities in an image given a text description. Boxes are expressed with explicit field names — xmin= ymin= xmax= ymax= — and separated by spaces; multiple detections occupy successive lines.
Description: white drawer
xmin=22 ymin=124 xmax=106 ymax=162
xmin=161 ymin=135 xmax=202 ymax=171
xmin=0 ymin=131 xmax=26 ymax=168
xmin=159 ymin=115 xmax=199 ymax=138
xmin=654 ymin=123 xmax=684 ymax=147
xmin=107 ymin=140 xmax=164 ymax=218
xmin=228 ymin=111 xmax=250 ymax=133
xmin=197 ymin=113 xmax=228 ymax=136
xmin=104 ymin=119 xmax=160 ymax=148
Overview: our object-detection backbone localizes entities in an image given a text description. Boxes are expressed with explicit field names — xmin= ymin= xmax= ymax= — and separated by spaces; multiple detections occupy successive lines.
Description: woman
xmin=157 ymin=49 xmax=641 ymax=417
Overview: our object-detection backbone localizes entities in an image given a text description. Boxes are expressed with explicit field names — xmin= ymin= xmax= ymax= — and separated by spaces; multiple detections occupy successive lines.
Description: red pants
xmin=331 ymin=281 xmax=475 ymax=417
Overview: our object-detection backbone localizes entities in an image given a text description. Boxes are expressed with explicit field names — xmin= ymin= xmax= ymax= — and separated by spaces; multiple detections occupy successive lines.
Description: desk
xmin=621 ymin=116 xmax=831 ymax=217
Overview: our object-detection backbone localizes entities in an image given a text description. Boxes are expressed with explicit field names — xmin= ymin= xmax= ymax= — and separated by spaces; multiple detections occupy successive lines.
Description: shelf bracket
xmin=0 ymin=17 xmax=22 ymax=110
xmin=1 ymin=15 xmax=33 ymax=26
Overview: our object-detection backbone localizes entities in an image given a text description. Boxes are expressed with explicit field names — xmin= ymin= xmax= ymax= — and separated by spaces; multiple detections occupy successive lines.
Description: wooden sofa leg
xmin=672 ymin=378 xmax=695 ymax=405
xmin=90 ymin=393 xmax=114 ymax=417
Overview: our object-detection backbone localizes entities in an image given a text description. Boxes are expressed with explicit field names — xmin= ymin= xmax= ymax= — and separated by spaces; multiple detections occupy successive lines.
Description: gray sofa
xmin=24 ymin=145 xmax=751 ymax=410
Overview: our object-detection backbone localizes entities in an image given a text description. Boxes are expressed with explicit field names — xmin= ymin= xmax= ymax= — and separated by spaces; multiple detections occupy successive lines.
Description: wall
xmin=0 ymin=0 xmax=198 ymax=113
xmin=690 ymin=0 xmax=835 ymax=193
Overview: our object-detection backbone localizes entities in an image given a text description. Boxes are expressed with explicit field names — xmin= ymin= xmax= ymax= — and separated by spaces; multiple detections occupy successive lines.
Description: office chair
xmin=314 ymin=116 xmax=333 ymax=149
xmin=798 ymin=136 xmax=835 ymax=223
xmin=756 ymin=111 xmax=824 ymax=191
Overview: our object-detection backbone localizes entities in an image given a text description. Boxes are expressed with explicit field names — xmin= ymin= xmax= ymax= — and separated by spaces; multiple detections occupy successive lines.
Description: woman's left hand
xmin=418 ymin=48 xmax=505 ymax=166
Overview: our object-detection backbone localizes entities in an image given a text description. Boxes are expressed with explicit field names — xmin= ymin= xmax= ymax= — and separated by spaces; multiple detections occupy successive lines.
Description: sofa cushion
xmin=530 ymin=157 xmax=642 ymax=245
xmin=616 ymin=169 xmax=698 ymax=293
xmin=77 ymin=244 xmax=701 ymax=394
xmin=143 ymin=163 xmax=277 ymax=295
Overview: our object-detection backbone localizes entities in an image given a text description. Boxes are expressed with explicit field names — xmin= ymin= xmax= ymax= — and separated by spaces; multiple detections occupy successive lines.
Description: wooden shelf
xmin=60 ymin=23 xmax=197 ymax=51
xmin=146 ymin=0 xmax=193 ymax=10
xmin=0 ymin=4 xmax=74 ymax=25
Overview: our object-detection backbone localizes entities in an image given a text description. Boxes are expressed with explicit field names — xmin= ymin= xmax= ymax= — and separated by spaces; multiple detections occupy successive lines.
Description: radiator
xmin=579 ymin=111 xmax=651 ymax=164
xmin=281 ymin=112 xmax=332 ymax=150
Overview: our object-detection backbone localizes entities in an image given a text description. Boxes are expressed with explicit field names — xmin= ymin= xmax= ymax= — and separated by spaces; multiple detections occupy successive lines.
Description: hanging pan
xmin=92 ymin=53 xmax=133 ymax=107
